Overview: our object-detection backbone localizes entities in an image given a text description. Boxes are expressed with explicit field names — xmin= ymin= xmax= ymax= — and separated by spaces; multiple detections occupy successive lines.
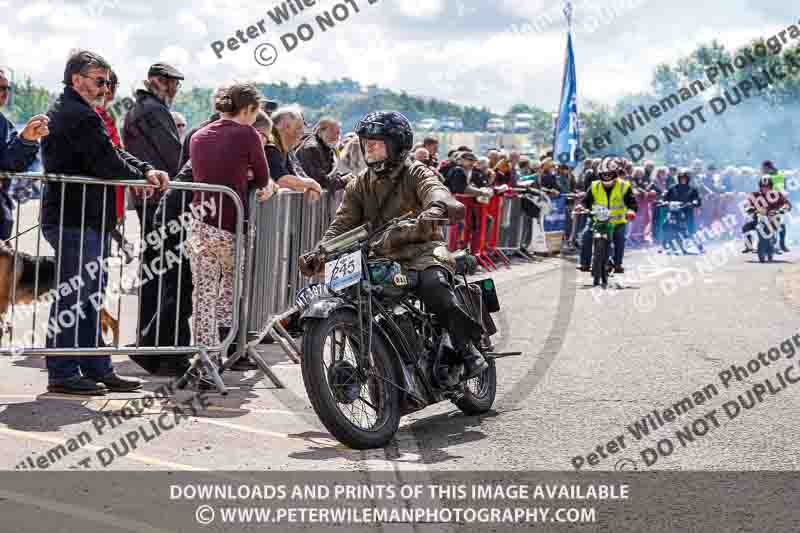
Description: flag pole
xmin=552 ymin=1 xmax=580 ymax=167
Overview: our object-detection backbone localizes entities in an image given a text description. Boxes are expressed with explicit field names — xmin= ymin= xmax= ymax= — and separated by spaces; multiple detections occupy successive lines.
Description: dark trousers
xmin=742 ymin=219 xmax=758 ymax=249
xmin=580 ymin=223 xmax=627 ymax=268
xmin=133 ymin=205 xmax=193 ymax=370
xmin=413 ymin=267 xmax=481 ymax=352
xmin=0 ymin=195 xmax=14 ymax=240
xmin=521 ymin=214 xmax=534 ymax=247
xmin=42 ymin=225 xmax=113 ymax=384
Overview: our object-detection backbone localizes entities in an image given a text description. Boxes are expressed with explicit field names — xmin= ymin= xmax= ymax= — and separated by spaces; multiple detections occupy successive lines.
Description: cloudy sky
xmin=0 ymin=0 xmax=796 ymax=114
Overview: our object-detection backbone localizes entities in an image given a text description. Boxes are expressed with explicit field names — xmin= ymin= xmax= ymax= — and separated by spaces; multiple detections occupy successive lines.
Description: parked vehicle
xmin=417 ymin=118 xmax=439 ymax=131
xmin=486 ymin=118 xmax=506 ymax=133
xmin=512 ymin=113 xmax=534 ymax=133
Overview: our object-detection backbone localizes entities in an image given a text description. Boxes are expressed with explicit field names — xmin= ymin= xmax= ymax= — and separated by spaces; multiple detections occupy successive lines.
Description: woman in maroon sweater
xmin=186 ymin=83 xmax=277 ymax=355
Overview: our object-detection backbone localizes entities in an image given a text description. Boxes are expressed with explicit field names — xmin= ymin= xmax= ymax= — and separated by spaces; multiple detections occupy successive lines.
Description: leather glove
xmin=418 ymin=202 xmax=448 ymax=223
xmin=425 ymin=189 xmax=465 ymax=224
xmin=299 ymin=251 xmax=324 ymax=277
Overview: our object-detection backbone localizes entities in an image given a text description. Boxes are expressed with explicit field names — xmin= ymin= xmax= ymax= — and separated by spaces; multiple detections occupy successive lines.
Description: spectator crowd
xmin=1 ymin=49 xmax=798 ymax=395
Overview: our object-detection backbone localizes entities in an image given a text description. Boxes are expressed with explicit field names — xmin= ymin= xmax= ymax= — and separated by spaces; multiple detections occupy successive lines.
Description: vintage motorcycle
xmin=753 ymin=207 xmax=788 ymax=263
xmin=296 ymin=213 xmax=517 ymax=449
xmin=656 ymin=200 xmax=696 ymax=255
xmin=573 ymin=204 xmax=615 ymax=287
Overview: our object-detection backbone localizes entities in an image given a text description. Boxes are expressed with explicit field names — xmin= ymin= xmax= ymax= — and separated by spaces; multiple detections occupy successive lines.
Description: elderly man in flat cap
xmin=122 ymin=62 xmax=191 ymax=375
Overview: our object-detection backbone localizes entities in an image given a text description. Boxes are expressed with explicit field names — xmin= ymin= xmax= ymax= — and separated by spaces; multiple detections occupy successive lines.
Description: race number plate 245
xmin=325 ymin=250 xmax=362 ymax=292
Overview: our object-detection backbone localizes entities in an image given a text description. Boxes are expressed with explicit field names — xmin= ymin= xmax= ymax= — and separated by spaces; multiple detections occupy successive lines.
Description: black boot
xmin=461 ymin=343 xmax=489 ymax=380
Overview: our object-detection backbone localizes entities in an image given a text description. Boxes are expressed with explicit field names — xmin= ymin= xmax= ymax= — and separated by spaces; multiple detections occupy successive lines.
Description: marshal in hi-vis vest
xmin=771 ymin=171 xmax=785 ymax=192
xmin=591 ymin=179 xmax=631 ymax=225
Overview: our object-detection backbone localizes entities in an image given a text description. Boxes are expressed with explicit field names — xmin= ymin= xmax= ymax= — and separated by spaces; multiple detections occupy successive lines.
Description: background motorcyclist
xmin=577 ymin=156 xmax=638 ymax=273
xmin=742 ymin=177 xmax=792 ymax=254
xmin=298 ymin=111 xmax=489 ymax=380
xmin=662 ymin=168 xmax=702 ymax=253
xmin=761 ymin=160 xmax=789 ymax=252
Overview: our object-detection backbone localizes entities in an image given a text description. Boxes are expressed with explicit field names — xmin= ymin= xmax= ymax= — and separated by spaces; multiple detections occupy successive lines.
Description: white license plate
xmin=295 ymin=283 xmax=329 ymax=309
xmin=325 ymin=250 xmax=362 ymax=292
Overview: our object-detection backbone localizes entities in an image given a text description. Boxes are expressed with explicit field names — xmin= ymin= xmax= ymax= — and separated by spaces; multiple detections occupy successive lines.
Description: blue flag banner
xmin=543 ymin=196 xmax=567 ymax=232
xmin=553 ymin=31 xmax=580 ymax=167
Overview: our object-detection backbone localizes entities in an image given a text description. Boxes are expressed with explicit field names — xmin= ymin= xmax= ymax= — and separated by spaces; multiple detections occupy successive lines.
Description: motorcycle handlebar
xmin=318 ymin=224 xmax=371 ymax=254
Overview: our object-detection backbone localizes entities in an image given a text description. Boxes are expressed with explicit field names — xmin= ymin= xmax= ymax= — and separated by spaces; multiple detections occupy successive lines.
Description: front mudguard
xmin=299 ymin=298 xmax=428 ymax=413
xmin=299 ymin=297 xmax=356 ymax=322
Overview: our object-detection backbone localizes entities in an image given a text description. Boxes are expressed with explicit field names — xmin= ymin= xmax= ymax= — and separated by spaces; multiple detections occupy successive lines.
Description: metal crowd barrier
xmin=496 ymin=194 xmax=527 ymax=258
xmin=239 ymin=189 xmax=342 ymax=369
xmin=0 ymin=172 xmax=246 ymax=395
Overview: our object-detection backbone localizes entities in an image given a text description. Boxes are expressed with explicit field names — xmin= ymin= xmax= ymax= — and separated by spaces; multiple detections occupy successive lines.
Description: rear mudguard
xmin=300 ymin=298 xmax=429 ymax=413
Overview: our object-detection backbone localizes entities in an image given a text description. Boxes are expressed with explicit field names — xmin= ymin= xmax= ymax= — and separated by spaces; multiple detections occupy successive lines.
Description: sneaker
xmin=91 ymin=372 xmax=143 ymax=392
xmin=47 ymin=376 xmax=107 ymax=396
xmin=782 ymin=246 xmax=790 ymax=253
xmin=577 ymin=265 xmax=591 ymax=272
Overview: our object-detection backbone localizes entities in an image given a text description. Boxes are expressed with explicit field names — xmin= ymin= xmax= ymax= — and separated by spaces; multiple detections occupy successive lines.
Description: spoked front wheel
xmin=455 ymin=358 xmax=497 ymax=415
xmin=301 ymin=309 xmax=401 ymax=449
xmin=592 ymin=238 xmax=609 ymax=287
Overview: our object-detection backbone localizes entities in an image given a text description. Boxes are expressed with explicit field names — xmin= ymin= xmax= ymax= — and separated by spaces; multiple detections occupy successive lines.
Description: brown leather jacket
xmin=322 ymin=159 xmax=460 ymax=272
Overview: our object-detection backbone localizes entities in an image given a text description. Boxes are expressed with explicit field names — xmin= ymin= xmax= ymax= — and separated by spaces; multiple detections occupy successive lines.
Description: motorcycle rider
xmin=578 ymin=156 xmax=637 ymax=273
xmin=298 ymin=111 xmax=489 ymax=380
xmin=742 ymin=177 xmax=792 ymax=254
xmin=761 ymin=160 xmax=789 ymax=252
xmin=662 ymin=168 xmax=702 ymax=254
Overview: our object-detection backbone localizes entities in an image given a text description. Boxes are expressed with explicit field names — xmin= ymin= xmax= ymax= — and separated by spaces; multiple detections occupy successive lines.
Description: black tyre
xmin=455 ymin=358 xmax=497 ymax=415
xmin=301 ymin=309 xmax=401 ymax=450
xmin=592 ymin=238 xmax=608 ymax=287
xmin=757 ymin=236 xmax=769 ymax=264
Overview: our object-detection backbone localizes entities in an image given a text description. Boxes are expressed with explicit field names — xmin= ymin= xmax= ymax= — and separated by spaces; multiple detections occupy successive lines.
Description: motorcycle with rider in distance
xmin=749 ymin=206 xmax=789 ymax=263
xmin=655 ymin=199 xmax=699 ymax=255
xmin=295 ymin=213 xmax=521 ymax=449
xmin=572 ymin=204 xmax=614 ymax=288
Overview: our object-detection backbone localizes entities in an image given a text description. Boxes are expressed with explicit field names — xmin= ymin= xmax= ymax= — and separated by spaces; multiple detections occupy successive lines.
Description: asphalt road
xmin=2 ymin=226 xmax=798 ymax=473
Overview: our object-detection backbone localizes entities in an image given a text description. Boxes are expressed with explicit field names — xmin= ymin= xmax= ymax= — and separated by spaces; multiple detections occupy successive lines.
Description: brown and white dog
xmin=0 ymin=241 xmax=119 ymax=346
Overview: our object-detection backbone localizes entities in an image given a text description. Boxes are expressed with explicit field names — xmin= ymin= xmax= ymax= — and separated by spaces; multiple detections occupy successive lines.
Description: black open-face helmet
xmin=355 ymin=111 xmax=414 ymax=174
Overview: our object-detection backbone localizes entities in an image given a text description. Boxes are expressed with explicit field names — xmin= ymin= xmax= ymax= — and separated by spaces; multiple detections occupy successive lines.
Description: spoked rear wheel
xmin=301 ymin=309 xmax=401 ymax=449
xmin=455 ymin=358 xmax=497 ymax=415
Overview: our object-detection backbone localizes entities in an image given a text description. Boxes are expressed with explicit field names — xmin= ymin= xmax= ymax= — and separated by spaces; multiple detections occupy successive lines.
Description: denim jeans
xmin=42 ymin=225 xmax=113 ymax=384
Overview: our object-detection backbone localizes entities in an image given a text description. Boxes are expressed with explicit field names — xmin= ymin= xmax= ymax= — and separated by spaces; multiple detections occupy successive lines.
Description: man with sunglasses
xmin=0 ymin=68 xmax=50 ymax=240
xmin=122 ymin=63 xmax=190 ymax=373
xmin=41 ymin=49 xmax=169 ymax=396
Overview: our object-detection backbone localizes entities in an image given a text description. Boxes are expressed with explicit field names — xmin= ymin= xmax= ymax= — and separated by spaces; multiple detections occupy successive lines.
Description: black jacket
xmin=122 ymin=89 xmax=181 ymax=204
xmin=295 ymin=132 xmax=335 ymax=189
xmin=42 ymin=86 xmax=153 ymax=230
xmin=1 ymin=111 xmax=39 ymax=220
xmin=664 ymin=184 xmax=701 ymax=207
xmin=444 ymin=165 xmax=469 ymax=194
